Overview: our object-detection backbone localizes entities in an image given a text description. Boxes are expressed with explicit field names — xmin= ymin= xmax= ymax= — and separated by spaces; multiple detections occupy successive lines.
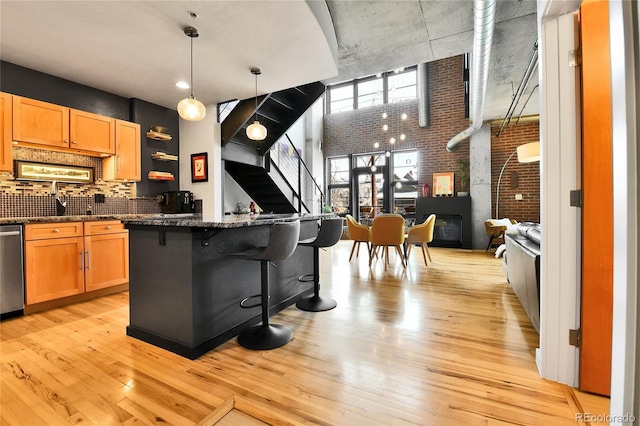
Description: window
xmin=392 ymin=150 xmax=418 ymax=218
xmin=326 ymin=66 xmax=418 ymax=114
xmin=328 ymin=84 xmax=353 ymax=113
xmin=354 ymin=153 xmax=386 ymax=168
xmin=327 ymin=156 xmax=350 ymax=214
xmin=388 ymin=68 xmax=417 ymax=104
xmin=357 ymin=77 xmax=383 ymax=108
xmin=392 ymin=150 xmax=418 ymax=182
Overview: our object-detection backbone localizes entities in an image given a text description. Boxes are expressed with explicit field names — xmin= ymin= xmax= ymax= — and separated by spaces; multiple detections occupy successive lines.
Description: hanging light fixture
xmin=177 ymin=27 xmax=206 ymax=121
xmin=246 ymin=67 xmax=267 ymax=141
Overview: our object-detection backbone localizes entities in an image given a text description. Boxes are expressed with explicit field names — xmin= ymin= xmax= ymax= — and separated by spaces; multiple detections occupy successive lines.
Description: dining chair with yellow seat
xmin=405 ymin=214 xmax=436 ymax=266
xmin=345 ymin=214 xmax=370 ymax=261
xmin=369 ymin=214 xmax=406 ymax=271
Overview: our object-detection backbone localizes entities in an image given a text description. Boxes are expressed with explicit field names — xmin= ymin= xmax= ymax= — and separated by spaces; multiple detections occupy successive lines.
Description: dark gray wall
xmin=131 ymin=98 xmax=180 ymax=195
xmin=1 ymin=61 xmax=129 ymax=120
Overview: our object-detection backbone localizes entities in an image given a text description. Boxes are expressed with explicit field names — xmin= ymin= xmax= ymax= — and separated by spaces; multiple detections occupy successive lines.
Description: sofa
xmin=502 ymin=222 xmax=541 ymax=332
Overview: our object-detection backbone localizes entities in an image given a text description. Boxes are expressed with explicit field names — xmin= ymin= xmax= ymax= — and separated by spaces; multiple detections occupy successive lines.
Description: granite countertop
xmin=0 ymin=214 xmax=157 ymax=225
xmin=0 ymin=212 xmax=338 ymax=228
xmin=123 ymin=213 xmax=337 ymax=229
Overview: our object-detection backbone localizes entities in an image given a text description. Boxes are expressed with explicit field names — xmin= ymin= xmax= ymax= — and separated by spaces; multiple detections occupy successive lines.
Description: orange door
xmin=579 ymin=0 xmax=613 ymax=396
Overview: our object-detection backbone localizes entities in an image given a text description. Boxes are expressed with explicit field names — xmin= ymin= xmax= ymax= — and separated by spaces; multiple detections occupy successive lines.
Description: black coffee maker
xmin=160 ymin=191 xmax=194 ymax=213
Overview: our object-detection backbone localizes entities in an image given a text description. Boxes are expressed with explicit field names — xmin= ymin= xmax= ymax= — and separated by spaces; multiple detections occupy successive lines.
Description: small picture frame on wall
xmin=433 ymin=172 xmax=454 ymax=197
xmin=191 ymin=153 xmax=208 ymax=183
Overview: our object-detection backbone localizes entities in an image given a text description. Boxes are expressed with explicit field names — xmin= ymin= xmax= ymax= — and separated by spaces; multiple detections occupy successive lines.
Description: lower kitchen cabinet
xmin=84 ymin=225 xmax=129 ymax=292
xmin=24 ymin=221 xmax=129 ymax=305
xmin=25 ymin=235 xmax=85 ymax=304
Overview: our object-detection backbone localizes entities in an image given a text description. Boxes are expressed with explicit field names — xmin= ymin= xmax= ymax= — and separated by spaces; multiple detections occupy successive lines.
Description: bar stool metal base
xmin=237 ymin=324 xmax=293 ymax=350
xmin=296 ymin=295 xmax=337 ymax=312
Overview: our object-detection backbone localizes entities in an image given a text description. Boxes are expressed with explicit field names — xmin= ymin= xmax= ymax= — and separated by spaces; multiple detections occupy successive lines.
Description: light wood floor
xmin=1 ymin=241 xmax=608 ymax=425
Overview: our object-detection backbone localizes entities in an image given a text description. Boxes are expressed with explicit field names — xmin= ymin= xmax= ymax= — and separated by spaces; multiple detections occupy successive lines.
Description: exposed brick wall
xmin=490 ymin=122 xmax=540 ymax=222
xmin=323 ymin=55 xmax=471 ymax=194
xmin=322 ymin=54 xmax=541 ymax=224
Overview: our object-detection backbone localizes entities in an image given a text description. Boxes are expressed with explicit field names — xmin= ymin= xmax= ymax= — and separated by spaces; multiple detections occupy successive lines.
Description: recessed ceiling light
xmin=176 ymin=81 xmax=190 ymax=89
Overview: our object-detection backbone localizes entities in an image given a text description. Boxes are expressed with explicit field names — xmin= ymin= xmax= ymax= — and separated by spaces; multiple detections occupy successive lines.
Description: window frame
xmin=326 ymin=66 xmax=417 ymax=114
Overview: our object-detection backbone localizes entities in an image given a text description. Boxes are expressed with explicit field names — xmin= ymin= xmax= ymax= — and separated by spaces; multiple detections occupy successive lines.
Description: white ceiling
xmin=0 ymin=1 xmax=539 ymax=121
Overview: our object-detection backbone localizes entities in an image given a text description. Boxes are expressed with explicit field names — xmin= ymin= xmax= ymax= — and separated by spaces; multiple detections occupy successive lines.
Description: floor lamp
xmin=495 ymin=141 xmax=540 ymax=219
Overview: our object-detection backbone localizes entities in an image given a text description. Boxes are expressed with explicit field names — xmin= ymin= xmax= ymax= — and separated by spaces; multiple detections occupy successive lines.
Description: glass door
xmin=355 ymin=171 xmax=386 ymax=226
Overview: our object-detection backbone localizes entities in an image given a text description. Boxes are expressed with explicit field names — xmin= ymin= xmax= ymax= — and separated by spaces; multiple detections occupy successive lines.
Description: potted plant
xmin=458 ymin=159 xmax=470 ymax=196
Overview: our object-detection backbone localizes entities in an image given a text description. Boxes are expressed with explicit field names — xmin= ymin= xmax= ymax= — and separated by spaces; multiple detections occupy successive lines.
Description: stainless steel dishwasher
xmin=0 ymin=224 xmax=24 ymax=319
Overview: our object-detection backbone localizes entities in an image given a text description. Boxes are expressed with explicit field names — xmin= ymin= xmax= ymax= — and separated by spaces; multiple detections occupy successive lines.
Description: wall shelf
xmin=148 ymin=171 xmax=175 ymax=181
xmin=151 ymin=152 xmax=178 ymax=161
xmin=146 ymin=131 xmax=172 ymax=141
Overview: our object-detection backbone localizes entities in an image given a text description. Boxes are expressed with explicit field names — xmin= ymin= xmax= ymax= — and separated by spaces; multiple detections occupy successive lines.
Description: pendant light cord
xmin=254 ymin=72 xmax=258 ymax=121
xmin=190 ymin=35 xmax=194 ymax=99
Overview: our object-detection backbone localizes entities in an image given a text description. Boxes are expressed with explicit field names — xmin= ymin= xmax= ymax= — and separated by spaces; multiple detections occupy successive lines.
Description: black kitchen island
xmin=123 ymin=213 xmax=330 ymax=359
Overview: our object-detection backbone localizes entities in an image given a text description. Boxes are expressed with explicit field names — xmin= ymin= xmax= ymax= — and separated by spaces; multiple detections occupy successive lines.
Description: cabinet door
xmin=25 ymin=237 xmax=85 ymax=304
xmin=0 ymin=92 xmax=12 ymax=172
xmin=12 ymin=96 xmax=69 ymax=148
xmin=103 ymin=120 xmax=140 ymax=181
xmin=70 ymin=109 xmax=115 ymax=155
xmin=84 ymin=232 xmax=129 ymax=292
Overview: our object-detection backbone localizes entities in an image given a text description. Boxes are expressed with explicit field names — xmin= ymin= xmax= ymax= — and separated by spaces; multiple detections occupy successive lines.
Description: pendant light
xmin=246 ymin=68 xmax=267 ymax=141
xmin=177 ymin=26 xmax=206 ymax=121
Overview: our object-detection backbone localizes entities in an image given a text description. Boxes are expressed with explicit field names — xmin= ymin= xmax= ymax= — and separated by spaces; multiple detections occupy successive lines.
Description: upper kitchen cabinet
xmin=13 ymin=96 xmax=69 ymax=149
xmin=103 ymin=119 xmax=141 ymax=181
xmin=12 ymin=96 xmax=115 ymax=156
xmin=70 ymin=109 xmax=115 ymax=155
xmin=0 ymin=92 xmax=12 ymax=171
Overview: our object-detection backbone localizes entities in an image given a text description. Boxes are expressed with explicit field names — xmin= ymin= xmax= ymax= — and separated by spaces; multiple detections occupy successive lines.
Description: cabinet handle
xmin=53 ymin=229 xmax=60 ymax=233
xmin=80 ymin=251 xmax=84 ymax=270
xmin=86 ymin=250 xmax=90 ymax=270
xmin=106 ymin=225 xmax=112 ymax=230
xmin=72 ymin=140 xmax=77 ymax=144
xmin=64 ymin=139 xmax=69 ymax=144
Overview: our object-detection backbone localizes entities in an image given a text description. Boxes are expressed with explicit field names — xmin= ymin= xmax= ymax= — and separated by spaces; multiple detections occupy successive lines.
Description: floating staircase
xmin=222 ymin=81 xmax=325 ymax=213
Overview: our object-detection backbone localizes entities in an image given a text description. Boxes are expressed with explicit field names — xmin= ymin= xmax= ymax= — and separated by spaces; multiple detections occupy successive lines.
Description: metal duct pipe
xmin=417 ymin=62 xmax=430 ymax=128
xmin=446 ymin=0 xmax=497 ymax=152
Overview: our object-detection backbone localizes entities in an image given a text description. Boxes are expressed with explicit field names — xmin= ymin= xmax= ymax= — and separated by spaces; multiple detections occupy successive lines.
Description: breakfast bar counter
xmin=122 ymin=213 xmax=330 ymax=358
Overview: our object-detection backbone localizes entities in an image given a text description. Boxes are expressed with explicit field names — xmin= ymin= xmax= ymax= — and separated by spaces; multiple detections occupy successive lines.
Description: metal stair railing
xmin=269 ymin=134 xmax=324 ymax=214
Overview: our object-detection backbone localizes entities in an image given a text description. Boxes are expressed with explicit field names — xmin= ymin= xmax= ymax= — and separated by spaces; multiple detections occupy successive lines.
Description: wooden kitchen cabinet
xmin=25 ymin=221 xmax=129 ymax=305
xmin=70 ymin=108 xmax=115 ymax=155
xmin=84 ymin=221 xmax=129 ymax=292
xmin=12 ymin=96 xmax=70 ymax=149
xmin=0 ymin=92 xmax=13 ymax=172
xmin=103 ymin=119 xmax=141 ymax=181
xmin=25 ymin=222 xmax=85 ymax=304
xmin=12 ymin=96 xmax=115 ymax=156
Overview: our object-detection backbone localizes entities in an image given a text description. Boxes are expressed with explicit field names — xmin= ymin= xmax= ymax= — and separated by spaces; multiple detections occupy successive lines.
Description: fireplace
xmin=432 ymin=215 xmax=463 ymax=248
xmin=416 ymin=196 xmax=472 ymax=249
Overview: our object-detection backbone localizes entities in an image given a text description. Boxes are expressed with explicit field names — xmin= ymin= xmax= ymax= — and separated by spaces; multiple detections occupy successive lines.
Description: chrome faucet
xmin=51 ymin=181 xmax=67 ymax=215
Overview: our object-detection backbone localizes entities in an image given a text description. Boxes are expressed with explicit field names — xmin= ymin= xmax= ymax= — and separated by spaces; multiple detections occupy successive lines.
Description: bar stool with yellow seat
xmin=369 ymin=214 xmax=406 ymax=271
xmin=405 ymin=214 xmax=436 ymax=266
xmin=228 ymin=220 xmax=300 ymax=350
xmin=345 ymin=214 xmax=370 ymax=261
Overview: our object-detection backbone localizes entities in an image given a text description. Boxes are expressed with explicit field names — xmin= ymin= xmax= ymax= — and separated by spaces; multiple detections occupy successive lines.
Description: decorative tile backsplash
xmin=0 ymin=146 xmax=161 ymax=218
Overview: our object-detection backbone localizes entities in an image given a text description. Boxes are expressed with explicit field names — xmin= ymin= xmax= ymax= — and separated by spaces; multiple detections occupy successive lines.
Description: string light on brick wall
xmin=400 ymin=112 xmax=407 ymax=141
